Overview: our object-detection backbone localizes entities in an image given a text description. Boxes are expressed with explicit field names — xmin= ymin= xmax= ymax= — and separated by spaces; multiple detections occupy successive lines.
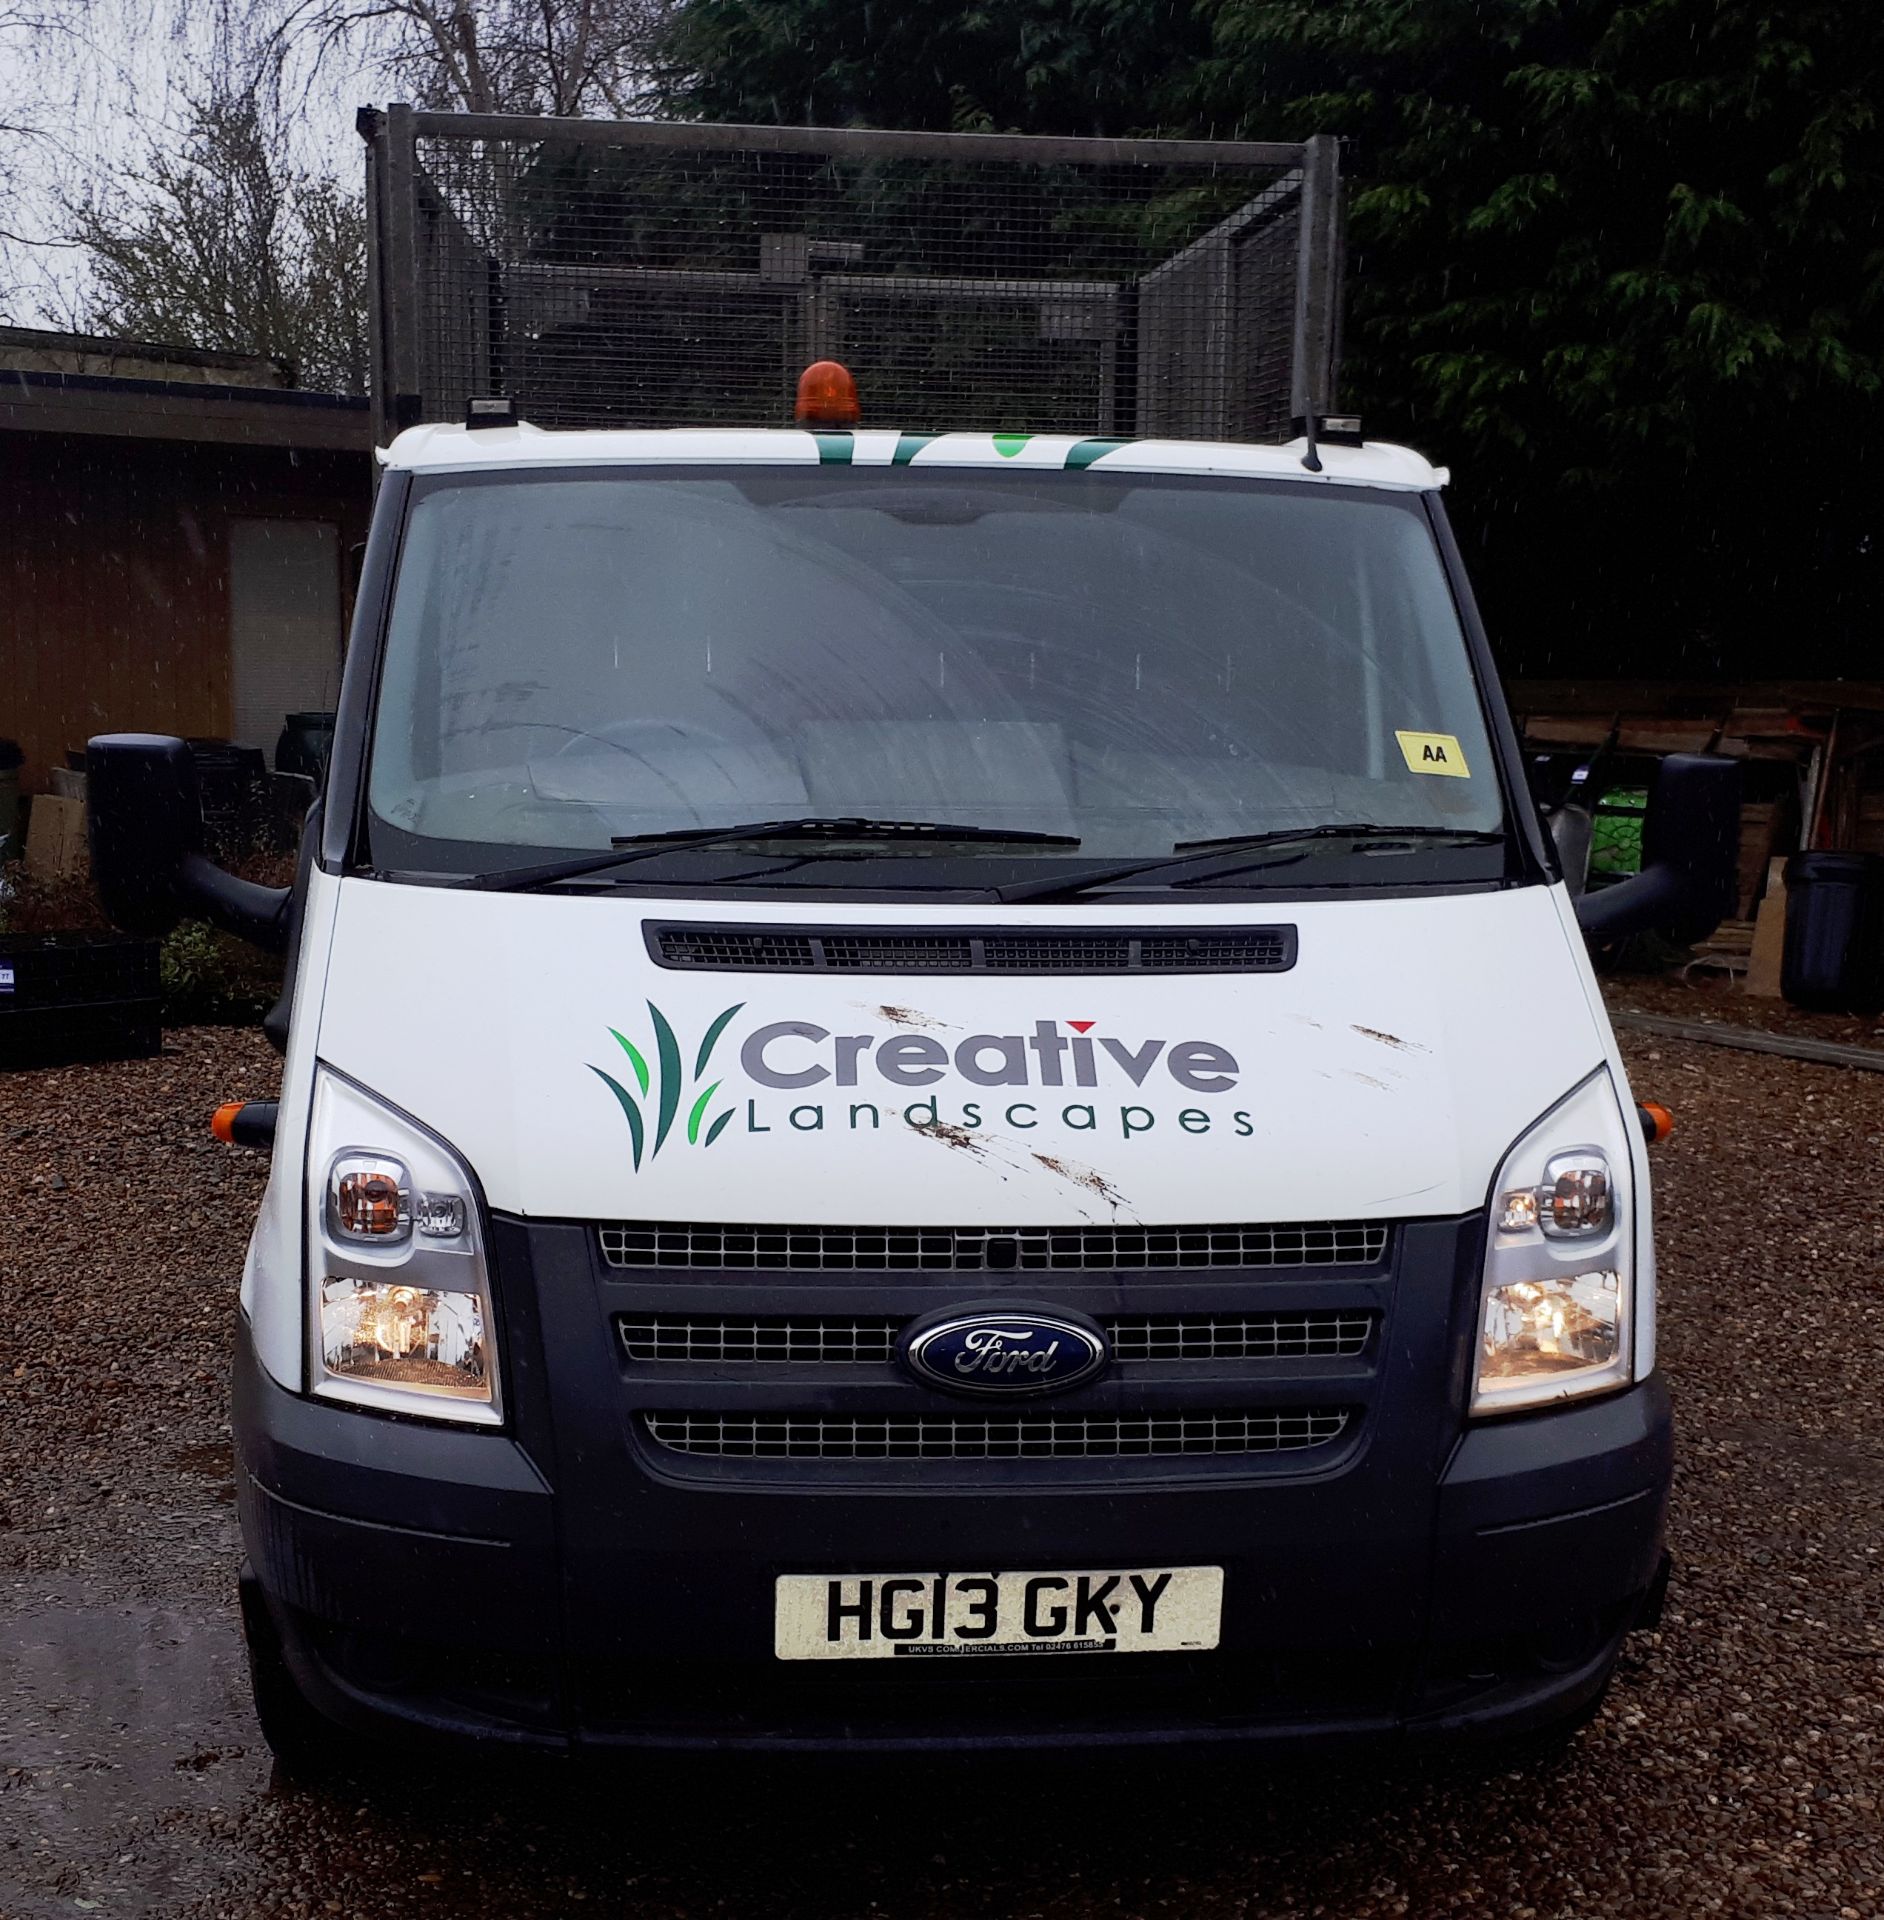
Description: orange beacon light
xmin=795 ymin=360 xmax=861 ymax=427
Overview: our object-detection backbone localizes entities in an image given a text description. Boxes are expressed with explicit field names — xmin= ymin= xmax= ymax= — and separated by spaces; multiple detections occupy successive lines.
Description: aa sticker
xmin=1396 ymin=730 xmax=1471 ymax=778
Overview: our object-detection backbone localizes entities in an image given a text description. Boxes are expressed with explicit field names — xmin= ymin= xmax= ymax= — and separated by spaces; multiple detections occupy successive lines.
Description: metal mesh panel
xmin=640 ymin=1409 xmax=1350 ymax=1459
xmin=374 ymin=114 xmax=1339 ymax=441
xmin=618 ymin=1313 xmax=1372 ymax=1366
xmin=598 ymin=1220 xmax=1389 ymax=1272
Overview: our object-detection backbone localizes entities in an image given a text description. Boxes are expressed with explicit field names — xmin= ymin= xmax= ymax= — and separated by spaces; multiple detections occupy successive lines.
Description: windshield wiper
xmin=995 ymin=824 xmax=1504 ymax=904
xmin=447 ymin=817 xmax=1081 ymax=892
xmin=1170 ymin=822 xmax=1502 ymax=855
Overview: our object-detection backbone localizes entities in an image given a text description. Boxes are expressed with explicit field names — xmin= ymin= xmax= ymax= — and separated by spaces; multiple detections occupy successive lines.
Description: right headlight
xmin=1471 ymin=1068 xmax=1637 ymax=1417
xmin=305 ymin=1067 xmax=501 ymax=1426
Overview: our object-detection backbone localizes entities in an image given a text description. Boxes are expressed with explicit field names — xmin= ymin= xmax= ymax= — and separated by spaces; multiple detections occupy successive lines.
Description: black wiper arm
xmin=613 ymin=816 xmax=1079 ymax=849
xmin=995 ymin=824 xmax=1503 ymax=905
xmin=1171 ymin=822 xmax=1503 ymax=854
xmin=449 ymin=817 xmax=1079 ymax=892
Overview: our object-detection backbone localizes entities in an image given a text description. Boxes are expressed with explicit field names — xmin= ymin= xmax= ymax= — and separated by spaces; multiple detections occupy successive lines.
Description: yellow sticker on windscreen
xmin=1396 ymin=731 xmax=1471 ymax=778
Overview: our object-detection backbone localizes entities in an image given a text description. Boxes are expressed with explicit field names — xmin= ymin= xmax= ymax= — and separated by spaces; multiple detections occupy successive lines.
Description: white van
xmin=89 ymin=406 xmax=1735 ymax=1765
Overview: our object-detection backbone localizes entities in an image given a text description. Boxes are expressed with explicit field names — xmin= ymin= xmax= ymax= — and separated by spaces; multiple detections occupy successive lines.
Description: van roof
xmin=378 ymin=425 xmax=1447 ymax=493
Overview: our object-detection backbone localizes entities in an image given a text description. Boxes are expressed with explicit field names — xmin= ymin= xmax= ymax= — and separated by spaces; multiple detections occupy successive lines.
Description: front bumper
xmin=234 ymin=1236 xmax=1673 ymax=1752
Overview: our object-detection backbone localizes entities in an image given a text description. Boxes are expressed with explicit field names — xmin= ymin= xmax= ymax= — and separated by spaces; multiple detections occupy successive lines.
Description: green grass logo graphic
xmin=590 ymin=1002 xmax=744 ymax=1171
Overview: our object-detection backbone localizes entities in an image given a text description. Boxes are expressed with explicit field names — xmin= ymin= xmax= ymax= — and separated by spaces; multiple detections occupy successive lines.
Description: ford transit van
xmin=87 ymin=408 xmax=1736 ymax=1763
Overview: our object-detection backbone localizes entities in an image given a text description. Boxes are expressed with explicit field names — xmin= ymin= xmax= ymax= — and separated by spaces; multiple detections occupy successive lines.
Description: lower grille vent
xmin=619 ymin=1313 xmax=1371 ymax=1366
xmin=640 ymin=1410 xmax=1350 ymax=1460
xmin=600 ymin=1220 xmax=1388 ymax=1273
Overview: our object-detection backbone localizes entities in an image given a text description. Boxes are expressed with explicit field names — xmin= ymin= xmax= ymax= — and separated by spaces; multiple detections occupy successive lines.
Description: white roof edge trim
xmin=378 ymin=424 xmax=1447 ymax=492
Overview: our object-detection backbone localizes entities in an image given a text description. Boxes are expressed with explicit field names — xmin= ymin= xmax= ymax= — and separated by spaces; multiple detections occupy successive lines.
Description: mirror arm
xmin=177 ymin=853 xmax=293 ymax=953
xmin=262 ymin=798 xmax=322 ymax=1054
xmin=1573 ymin=753 xmax=1741 ymax=942
xmin=1573 ymin=865 xmax=1683 ymax=937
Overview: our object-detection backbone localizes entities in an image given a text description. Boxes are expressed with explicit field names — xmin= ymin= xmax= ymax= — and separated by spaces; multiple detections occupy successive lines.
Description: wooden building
xmin=1508 ymin=679 xmax=1884 ymax=950
xmin=0 ymin=327 xmax=372 ymax=794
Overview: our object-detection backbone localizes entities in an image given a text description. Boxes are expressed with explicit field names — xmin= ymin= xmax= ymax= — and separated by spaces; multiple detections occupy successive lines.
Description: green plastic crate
xmin=1590 ymin=787 xmax=1648 ymax=877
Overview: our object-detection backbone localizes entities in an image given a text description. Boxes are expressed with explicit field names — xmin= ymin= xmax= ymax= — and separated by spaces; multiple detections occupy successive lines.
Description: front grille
xmin=1105 ymin=1313 xmax=1371 ymax=1362
xmin=640 ymin=1410 xmax=1350 ymax=1460
xmin=647 ymin=923 xmax=1296 ymax=975
xmin=622 ymin=1318 xmax=903 ymax=1364
xmin=599 ymin=1220 xmax=1388 ymax=1273
xmin=619 ymin=1312 xmax=1371 ymax=1366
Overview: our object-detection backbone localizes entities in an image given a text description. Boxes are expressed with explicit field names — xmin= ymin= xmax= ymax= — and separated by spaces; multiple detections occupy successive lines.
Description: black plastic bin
xmin=187 ymin=739 xmax=270 ymax=862
xmin=0 ymin=931 xmax=162 ymax=1070
xmin=1781 ymin=851 xmax=1884 ymax=1013
xmin=275 ymin=711 xmax=336 ymax=782
xmin=0 ymin=737 xmax=22 ymax=861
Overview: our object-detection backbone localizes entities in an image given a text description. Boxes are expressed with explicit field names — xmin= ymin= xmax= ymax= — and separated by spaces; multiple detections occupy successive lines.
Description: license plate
xmin=775 ymin=1567 xmax=1223 ymax=1660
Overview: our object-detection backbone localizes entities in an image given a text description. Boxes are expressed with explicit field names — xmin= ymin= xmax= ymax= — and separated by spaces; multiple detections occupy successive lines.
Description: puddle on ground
xmin=170 ymin=1442 xmax=237 ymax=1505
xmin=0 ymin=1579 xmax=267 ymax=1917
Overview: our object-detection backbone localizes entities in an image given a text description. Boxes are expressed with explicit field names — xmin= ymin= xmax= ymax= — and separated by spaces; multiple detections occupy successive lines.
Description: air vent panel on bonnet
xmin=648 ymin=923 xmax=1295 ymax=975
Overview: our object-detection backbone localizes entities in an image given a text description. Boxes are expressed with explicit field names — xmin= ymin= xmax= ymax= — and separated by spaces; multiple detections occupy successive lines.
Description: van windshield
xmin=367 ymin=466 xmax=1504 ymax=882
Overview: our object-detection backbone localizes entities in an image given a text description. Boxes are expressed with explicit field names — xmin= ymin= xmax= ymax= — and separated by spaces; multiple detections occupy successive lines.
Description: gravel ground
xmin=1609 ymin=970 xmax=1884 ymax=1049
xmin=2 ymin=1003 xmax=1881 ymax=1920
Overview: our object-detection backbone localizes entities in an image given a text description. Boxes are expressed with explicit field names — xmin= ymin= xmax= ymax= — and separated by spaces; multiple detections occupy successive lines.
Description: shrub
xmin=159 ymin=920 xmax=282 ymax=1026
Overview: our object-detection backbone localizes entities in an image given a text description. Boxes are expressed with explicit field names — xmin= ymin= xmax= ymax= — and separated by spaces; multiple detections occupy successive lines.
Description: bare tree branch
xmin=267 ymin=0 xmax=668 ymax=117
xmin=1 ymin=0 xmax=672 ymax=319
xmin=71 ymin=80 xmax=368 ymax=390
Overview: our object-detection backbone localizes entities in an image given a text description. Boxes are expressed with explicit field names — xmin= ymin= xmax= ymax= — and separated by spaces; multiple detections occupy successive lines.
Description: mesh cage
xmin=366 ymin=112 xmax=1342 ymax=444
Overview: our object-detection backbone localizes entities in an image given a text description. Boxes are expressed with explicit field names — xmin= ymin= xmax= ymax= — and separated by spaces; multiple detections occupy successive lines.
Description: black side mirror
xmin=1575 ymin=753 xmax=1741 ymax=943
xmin=87 ymin=735 xmax=293 ymax=951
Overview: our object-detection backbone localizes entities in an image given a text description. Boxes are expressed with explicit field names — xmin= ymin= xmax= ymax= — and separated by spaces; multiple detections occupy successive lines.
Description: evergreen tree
xmin=661 ymin=0 xmax=1884 ymax=675
xmin=661 ymin=0 xmax=1211 ymax=137
xmin=1201 ymin=0 xmax=1884 ymax=675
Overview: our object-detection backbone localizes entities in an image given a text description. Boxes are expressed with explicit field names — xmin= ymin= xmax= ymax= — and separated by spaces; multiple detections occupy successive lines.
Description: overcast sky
xmin=0 ymin=2 xmax=380 ymax=326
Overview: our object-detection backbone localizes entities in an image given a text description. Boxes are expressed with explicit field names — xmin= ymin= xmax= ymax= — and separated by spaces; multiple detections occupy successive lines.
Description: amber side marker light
xmin=1637 ymin=1102 xmax=1675 ymax=1146
xmin=212 ymin=1101 xmax=279 ymax=1150
xmin=795 ymin=359 xmax=861 ymax=426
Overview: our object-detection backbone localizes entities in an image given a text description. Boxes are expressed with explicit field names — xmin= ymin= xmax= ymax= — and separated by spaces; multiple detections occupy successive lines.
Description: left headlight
xmin=305 ymin=1068 xmax=500 ymax=1426
xmin=1472 ymin=1068 xmax=1637 ymax=1417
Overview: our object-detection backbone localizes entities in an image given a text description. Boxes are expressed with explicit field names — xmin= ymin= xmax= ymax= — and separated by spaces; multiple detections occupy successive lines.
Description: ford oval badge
xmin=902 ymin=1309 xmax=1108 ymax=1398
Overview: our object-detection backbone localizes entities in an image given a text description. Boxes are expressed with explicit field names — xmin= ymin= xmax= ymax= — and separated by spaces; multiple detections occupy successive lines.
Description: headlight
xmin=305 ymin=1069 xmax=500 ymax=1425
xmin=1472 ymin=1070 xmax=1637 ymax=1416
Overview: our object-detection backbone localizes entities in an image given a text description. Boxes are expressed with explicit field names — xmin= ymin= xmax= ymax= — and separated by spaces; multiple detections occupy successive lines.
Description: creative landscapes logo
xmin=590 ymin=1004 xmax=1255 ymax=1172
xmin=588 ymin=1002 xmax=745 ymax=1171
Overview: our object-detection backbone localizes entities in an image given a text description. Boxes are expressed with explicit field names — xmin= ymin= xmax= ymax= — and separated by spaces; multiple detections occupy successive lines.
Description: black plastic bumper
xmin=234 ymin=1297 xmax=1673 ymax=1754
